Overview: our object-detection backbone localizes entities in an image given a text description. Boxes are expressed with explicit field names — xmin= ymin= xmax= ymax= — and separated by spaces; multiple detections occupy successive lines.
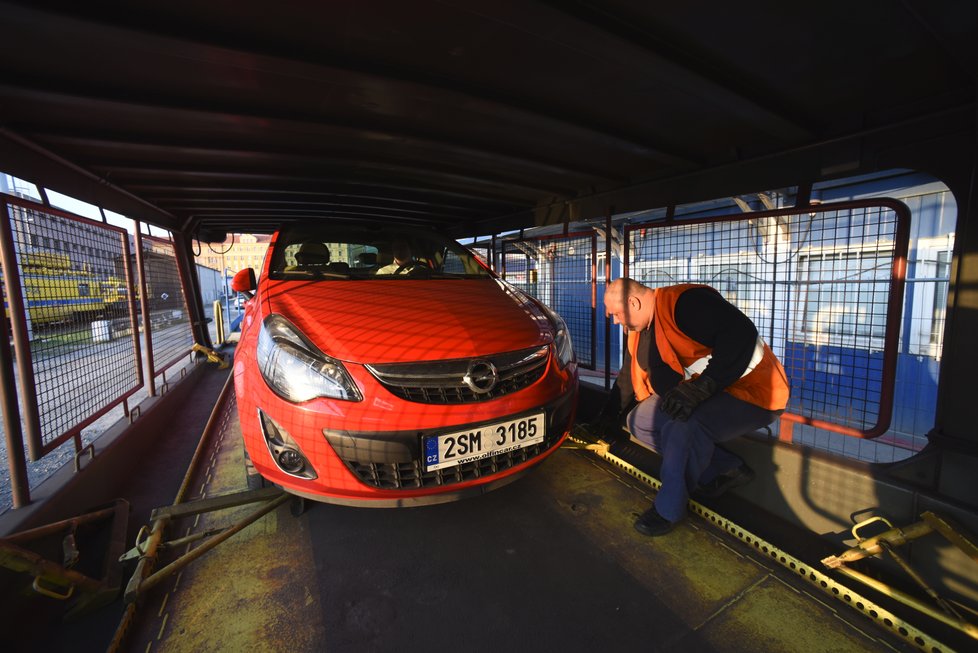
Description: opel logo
xmin=463 ymin=360 xmax=498 ymax=394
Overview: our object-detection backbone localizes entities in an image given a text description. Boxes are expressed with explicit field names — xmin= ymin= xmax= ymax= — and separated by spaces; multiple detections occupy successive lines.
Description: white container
xmin=92 ymin=320 xmax=111 ymax=343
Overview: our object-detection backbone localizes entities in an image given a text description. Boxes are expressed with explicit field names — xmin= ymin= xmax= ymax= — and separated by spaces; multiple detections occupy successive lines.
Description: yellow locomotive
xmin=4 ymin=252 xmax=129 ymax=327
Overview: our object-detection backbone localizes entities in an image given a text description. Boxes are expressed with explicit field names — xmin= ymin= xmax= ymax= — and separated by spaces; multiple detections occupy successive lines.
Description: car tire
xmin=289 ymin=496 xmax=309 ymax=517
xmin=243 ymin=448 xmax=268 ymax=490
xmin=246 ymin=470 xmax=268 ymax=491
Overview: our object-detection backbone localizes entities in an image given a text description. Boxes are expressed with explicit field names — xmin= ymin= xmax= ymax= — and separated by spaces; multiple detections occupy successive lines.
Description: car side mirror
xmin=231 ymin=268 xmax=257 ymax=297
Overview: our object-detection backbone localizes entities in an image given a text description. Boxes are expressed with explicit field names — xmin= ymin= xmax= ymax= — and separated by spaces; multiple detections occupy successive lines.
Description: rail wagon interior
xmin=0 ymin=2 xmax=975 ymax=652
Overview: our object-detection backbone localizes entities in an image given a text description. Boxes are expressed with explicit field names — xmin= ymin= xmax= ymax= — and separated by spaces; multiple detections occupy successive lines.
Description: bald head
xmin=604 ymin=277 xmax=656 ymax=331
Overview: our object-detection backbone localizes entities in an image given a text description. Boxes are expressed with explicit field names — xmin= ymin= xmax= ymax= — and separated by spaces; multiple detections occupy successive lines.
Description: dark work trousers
xmin=625 ymin=390 xmax=780 ymax=523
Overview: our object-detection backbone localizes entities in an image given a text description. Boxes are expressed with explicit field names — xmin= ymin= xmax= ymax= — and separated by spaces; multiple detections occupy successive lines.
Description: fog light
xmin=277 ymin=448 xmax=306 ymax=474
xmin=257 ymin=409 xmax=318 ymax=480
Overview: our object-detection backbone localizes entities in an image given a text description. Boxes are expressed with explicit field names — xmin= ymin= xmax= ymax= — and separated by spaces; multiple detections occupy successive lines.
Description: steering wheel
xmin=394 ymin=260 xmax=431 ymax=275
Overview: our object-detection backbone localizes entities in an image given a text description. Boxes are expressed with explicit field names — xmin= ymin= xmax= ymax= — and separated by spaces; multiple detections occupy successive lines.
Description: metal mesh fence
xmin=141 ymin=235 xmax=194 ymax=374
xmin=626 ymin=201 xmax=908 ymax=443
xmin=468 ymin=244 xmax=491 ymax=270
xmin=4 ymin=204 xmax=140 ymax=454
xmin=502 ymin=232 xmax=596 ymax=369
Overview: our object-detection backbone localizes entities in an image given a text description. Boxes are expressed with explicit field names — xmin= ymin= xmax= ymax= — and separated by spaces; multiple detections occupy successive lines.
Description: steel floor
xmin=116 ymin=388 xmax=919 ymax=653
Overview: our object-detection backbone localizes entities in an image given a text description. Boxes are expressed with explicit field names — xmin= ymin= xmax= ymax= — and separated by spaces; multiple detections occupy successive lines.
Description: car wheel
xmin=246 ymin=469 xmax=268 ymax=491
xmin=289 ymin=496 xmax=309 ymax=517
xmin=243 ymin=448 xmax=268 ymax=490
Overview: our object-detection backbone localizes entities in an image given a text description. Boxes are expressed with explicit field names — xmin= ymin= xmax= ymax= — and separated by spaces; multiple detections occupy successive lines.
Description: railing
xmin=138 ymin=235 xmax=195 ymax=378
xmin=0 ymin=194 xmax=196 ymax=509
xmin=489 ymin=198 xmax=918 ymax=454
xmin=623 ymin=199 xmax=911 ymax=441
xmin=501 ymin=231 xmax=597 ymax=370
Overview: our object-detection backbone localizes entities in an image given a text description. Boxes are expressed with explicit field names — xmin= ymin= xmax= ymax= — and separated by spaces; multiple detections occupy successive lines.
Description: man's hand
xmin=659 ymin=375 xmax=718 ymax=421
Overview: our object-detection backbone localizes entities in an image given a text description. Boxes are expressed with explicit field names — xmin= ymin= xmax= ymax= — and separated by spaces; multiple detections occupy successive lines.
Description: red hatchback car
xmin=231 ymin=224 xmax=578 ymax=506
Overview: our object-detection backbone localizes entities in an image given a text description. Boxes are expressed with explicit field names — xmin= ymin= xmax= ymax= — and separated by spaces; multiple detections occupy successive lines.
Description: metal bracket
xmin=922 ymin=511 xmax=978 ymax=562
xmin=850 ymin=514 xmax=893 ymax=542
xmin=33 ymin=576 xmax=74 ymax=600
xmin=119 ymin=524 xmax=225 ymax=562
xmin=73 ymin=443 xmax=95 ymax=472
xmin=119 ymin=525 xmax=151 ymax=563
xmin=0 ymin=499 xmax=129 ymax=616
xmin=191 ymin=343 xmax=230 ymax=370
xmin=822 ymin=511 xmax=978 ymax=643
xmin=62 ymin=532 xmax=79 ymax=568
xmin=123 ymin=487 xmax=289 ymax=603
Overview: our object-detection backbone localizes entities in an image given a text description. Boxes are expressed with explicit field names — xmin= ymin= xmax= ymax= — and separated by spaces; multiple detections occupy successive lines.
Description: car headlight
xmin=541 ymin=304 xmax=575 ymax=368
xmin=256 ymin=314 xmax=362 ymax=403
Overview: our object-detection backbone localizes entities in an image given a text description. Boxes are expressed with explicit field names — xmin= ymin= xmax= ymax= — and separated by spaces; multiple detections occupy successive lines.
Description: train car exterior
xmin=4 ymin=252 xmax=128 ymax=328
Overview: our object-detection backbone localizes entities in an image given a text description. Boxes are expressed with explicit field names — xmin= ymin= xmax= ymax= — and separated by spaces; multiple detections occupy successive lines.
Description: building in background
xmin=195 ymin=233 xmax=271 ymax=275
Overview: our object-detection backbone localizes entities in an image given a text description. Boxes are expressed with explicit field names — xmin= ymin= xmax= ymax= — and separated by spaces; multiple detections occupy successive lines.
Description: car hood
xmin=261 ymin=278 xmax=553 ymax=364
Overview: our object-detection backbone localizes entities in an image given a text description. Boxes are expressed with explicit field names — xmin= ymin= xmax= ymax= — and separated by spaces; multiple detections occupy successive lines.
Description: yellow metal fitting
xmin=192 ymin=343 xmax=229 ymax=369
xmin=821 ymin=516 xmax=933 ymax=568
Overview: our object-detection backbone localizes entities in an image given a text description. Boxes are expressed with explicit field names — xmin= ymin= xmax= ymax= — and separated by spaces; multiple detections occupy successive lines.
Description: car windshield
xmin=267 ymin=225 xmax=493 ymax=281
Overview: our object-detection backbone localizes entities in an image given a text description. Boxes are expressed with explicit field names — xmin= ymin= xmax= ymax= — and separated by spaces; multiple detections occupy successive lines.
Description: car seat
xmin=355 ymin=252 xmax=378 ymax=268
xmin=293 ymin=242 xmax=330 ymax=267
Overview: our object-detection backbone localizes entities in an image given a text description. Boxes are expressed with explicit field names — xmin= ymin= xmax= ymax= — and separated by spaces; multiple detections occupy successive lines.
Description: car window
xmin=440 ymin=249 xmax=470 ymax=274
xmin=267 ymin=225 xmax=492 ymax=280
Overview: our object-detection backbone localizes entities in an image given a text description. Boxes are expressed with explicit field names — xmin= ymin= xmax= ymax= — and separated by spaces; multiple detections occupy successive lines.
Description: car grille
xmin=365 ymin=345 xmax=550 ymax=404
xmin=346 ymin=441 xmax=547 ymax=490
xmin=330 ymin=392 xmax=574 ymax=491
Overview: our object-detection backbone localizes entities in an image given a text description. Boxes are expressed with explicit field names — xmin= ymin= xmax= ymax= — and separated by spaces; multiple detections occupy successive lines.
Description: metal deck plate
xmin=122 ymin=398 xmax=914 ymax=652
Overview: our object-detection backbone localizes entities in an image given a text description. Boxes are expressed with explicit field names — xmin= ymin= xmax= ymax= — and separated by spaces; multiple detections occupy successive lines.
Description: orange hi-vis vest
xmin=635 ymin=284 xmax=790 ymax=411
xmin=628 ymin=330 xmax=654 ymax=402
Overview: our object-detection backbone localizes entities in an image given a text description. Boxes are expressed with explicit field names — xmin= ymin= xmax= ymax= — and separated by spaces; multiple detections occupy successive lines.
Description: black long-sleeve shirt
xmin=609 ymin=286 xmax=758 ymax=414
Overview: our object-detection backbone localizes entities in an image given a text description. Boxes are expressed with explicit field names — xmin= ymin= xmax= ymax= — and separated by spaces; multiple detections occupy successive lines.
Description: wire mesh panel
xmin=468 ymin=244 xmax=492 ymax=271
xmin=880 ymin=190 xmax=955 ymax=457
xmin=595 ymin=232 xmax=624 ymax=378
xmin=501 ymin=240 xmax=537 ymax=296
xmin=626 ymin=200 xmax=909 ymax=441
xmin=502 ymin=233 xmax=597 ymax=369
xmin=3 ymin=201 xmax=141 ymax=456
xmin=140 ymin=235 xmax=194 ymax=374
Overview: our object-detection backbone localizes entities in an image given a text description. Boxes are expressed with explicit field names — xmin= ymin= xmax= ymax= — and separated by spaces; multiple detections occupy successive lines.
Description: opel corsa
xmin=231 ymin=224 xmax=579 ymax=506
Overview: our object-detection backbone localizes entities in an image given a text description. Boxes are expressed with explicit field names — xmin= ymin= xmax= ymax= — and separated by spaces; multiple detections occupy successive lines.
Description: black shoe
xmin=695 ymin=464 xmax=755 ymax=498
xmin=633 ymin=505 xmax=677 ymax=536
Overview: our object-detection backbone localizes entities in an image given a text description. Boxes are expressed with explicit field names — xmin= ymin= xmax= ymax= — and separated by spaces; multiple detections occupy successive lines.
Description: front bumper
xmin=324 ymin=390 xmax=575 ymax=491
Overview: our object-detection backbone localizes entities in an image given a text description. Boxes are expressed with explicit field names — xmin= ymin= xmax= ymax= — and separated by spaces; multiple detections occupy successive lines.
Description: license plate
xmin=423 ymin=412 xmax=545 ymax=471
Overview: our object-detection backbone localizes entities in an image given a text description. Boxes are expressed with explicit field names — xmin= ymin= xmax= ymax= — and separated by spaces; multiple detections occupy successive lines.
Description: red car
xmin=231 ymin=224 xmax=578 ymax=506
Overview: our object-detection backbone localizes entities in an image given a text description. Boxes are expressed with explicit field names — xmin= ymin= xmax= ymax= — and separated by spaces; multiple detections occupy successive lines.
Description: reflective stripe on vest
xmin=681 ymin=335 xmax=766 ymax=381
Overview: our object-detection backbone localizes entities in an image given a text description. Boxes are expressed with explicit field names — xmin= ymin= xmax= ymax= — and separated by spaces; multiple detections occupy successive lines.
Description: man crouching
xmin=600 ymin=278 xmax=789 ymax=536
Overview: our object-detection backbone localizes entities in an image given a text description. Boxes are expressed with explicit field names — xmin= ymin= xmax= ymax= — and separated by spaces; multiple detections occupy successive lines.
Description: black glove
xmin=659 ymin=375 xmax=718 ymax=421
